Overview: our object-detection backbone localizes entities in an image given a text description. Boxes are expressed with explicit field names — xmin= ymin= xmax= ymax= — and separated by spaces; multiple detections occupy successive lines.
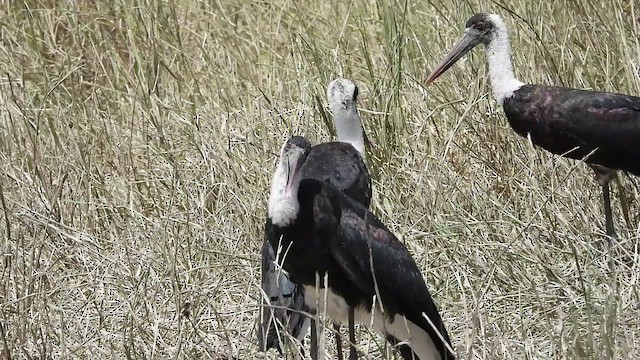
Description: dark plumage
xmin=503 ymin=85 xmax=640 ymax=174
xmin=302 ymin=142 xmax=372 ymax=207
xmin=259 ymin=140 xmax=371 ymax=357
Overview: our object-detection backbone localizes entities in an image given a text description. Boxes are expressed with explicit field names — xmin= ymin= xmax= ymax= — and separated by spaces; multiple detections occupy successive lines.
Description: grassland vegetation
xmin=0 ymin=0 xmax=638 ymax=358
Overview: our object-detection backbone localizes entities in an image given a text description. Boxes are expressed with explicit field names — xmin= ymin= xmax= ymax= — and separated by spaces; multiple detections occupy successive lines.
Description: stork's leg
xmin=602 ymin=178 xmax=616 ymax=243
xmin=386 ymin=335 xmax=417 ymax=359
xmin=333 ymin=322 xmax=344 ymax=360
xmin=590 ymin=165 xmax=617 ymax=244
xmin=348 ymin=308 xmax=357 ymax=360
xmin=310 ymin=319 xmax=318 ymax=360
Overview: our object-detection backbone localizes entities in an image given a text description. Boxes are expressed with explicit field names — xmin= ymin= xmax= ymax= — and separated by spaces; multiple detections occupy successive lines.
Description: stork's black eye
xmin=353 ymin=85 xmax=359 ymax=100
xmin=474 ymin=21 xmax=486 ymax=31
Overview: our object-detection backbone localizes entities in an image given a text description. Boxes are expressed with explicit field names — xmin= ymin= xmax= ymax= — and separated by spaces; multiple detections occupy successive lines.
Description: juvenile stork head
xmin=268 ymin=136 xmax=312 ymax=227
xmin=327 ymin=78 xmax=367 ymax=157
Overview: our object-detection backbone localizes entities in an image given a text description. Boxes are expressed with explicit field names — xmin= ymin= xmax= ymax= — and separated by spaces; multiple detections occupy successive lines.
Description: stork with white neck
xmin=425 ymin=13 xmax=640 ymax=242
xmin=267 ymin=135 xmax=456 ymax=360
xmin=301 ymin=78 xmax=371 ymax=206
xmin=258 ymin=79 xmax=372 ymax=360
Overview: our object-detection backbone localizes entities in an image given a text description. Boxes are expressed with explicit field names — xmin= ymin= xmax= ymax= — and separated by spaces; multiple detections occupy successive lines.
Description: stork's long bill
xmin=280 ymin=136 xmax=310 ymax=194
xmin=284 ymin=154 xmax=305 ymax=192
xmin=425 ymin=29 xmax=481 ymax=85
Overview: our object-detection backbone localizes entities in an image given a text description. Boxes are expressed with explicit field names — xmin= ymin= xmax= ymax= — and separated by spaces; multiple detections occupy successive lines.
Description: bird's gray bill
xmin=285 ymin=155 xmax=304 ymax=191
xmin=425 ymin=31 xmax=479 ymax=85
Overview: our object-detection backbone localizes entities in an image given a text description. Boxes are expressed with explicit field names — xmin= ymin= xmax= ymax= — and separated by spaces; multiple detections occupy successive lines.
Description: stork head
xmin=327 ymin=78 xmax=359 ymax=111
xmin=278 ymin=136 xmax=311 ymax=192
xmin=268 ymin=136 xmax=312 ymax=227
xmin=425 ymin=13 xmax=502 ymax=85
xmin=327 ymin=78 xmax=369 ymax=157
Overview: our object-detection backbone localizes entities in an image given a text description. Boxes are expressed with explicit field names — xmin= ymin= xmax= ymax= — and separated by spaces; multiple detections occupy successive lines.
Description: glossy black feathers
xmin=329 ymin=185 xmax=454 ymax=360
xmin=259 ymin=140 xmax=371 ymax=354
xmin=268 ymin=178 xmax=454 ymax=360
xmin=302 ymin=142 xmax=372 ymax=207
xmin=503 ymin=85 xmax=640 ymax=175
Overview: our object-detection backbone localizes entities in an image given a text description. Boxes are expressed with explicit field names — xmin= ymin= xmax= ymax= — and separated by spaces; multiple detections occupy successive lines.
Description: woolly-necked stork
xmin=425 ymin=13 xmax=640 ymax=241
xmin=266 ymin=135 xmax=455 ymax=360
xmin=259 ymin=79 xmax=371 ymax=359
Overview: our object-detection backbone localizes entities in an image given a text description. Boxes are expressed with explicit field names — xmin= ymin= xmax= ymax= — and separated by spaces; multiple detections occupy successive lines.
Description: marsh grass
xmin=0 ymin=0 xmax=639 ymax=358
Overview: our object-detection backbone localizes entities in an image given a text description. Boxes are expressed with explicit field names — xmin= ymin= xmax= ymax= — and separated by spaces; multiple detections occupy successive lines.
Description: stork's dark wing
xmin=325 ymin=191 xmax=454 ymax=359
xmin=504 ymin=85 xmax=640 ymax=175
xmin=257 ymin=221 xmax=310 ymax=352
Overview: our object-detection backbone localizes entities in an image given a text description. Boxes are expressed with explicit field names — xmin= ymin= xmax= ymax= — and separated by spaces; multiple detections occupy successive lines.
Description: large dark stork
xmin=425 ymin=13 xmax=640 ymax=241
xmin=258 ymin=78 xmax=372 ymax=359
xmin=266 ymin=135 xmax=456 ymax=360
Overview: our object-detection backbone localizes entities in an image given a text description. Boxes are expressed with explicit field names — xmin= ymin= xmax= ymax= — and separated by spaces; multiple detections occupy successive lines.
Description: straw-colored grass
xmin=0 ymin=0 xmax=638 ymax=358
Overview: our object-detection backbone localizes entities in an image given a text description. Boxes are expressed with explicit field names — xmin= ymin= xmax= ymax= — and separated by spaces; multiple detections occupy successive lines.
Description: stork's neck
xmin=485 ymin=19 xmax=525 ymax=104
xmin=332 ymin=106 xmax=366 ymax=159
xmin=267 ymin=162 xmax=300 ymax=227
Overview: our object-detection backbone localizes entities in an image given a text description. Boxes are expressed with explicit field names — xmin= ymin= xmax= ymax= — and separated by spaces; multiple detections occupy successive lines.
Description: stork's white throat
xmin=485 ymin=14 xmax=525 ymax=104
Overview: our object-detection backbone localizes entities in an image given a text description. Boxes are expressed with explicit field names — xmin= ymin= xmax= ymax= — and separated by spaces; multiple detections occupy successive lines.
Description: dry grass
xmin=0 ymin=0 xmax=639 ymax=358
